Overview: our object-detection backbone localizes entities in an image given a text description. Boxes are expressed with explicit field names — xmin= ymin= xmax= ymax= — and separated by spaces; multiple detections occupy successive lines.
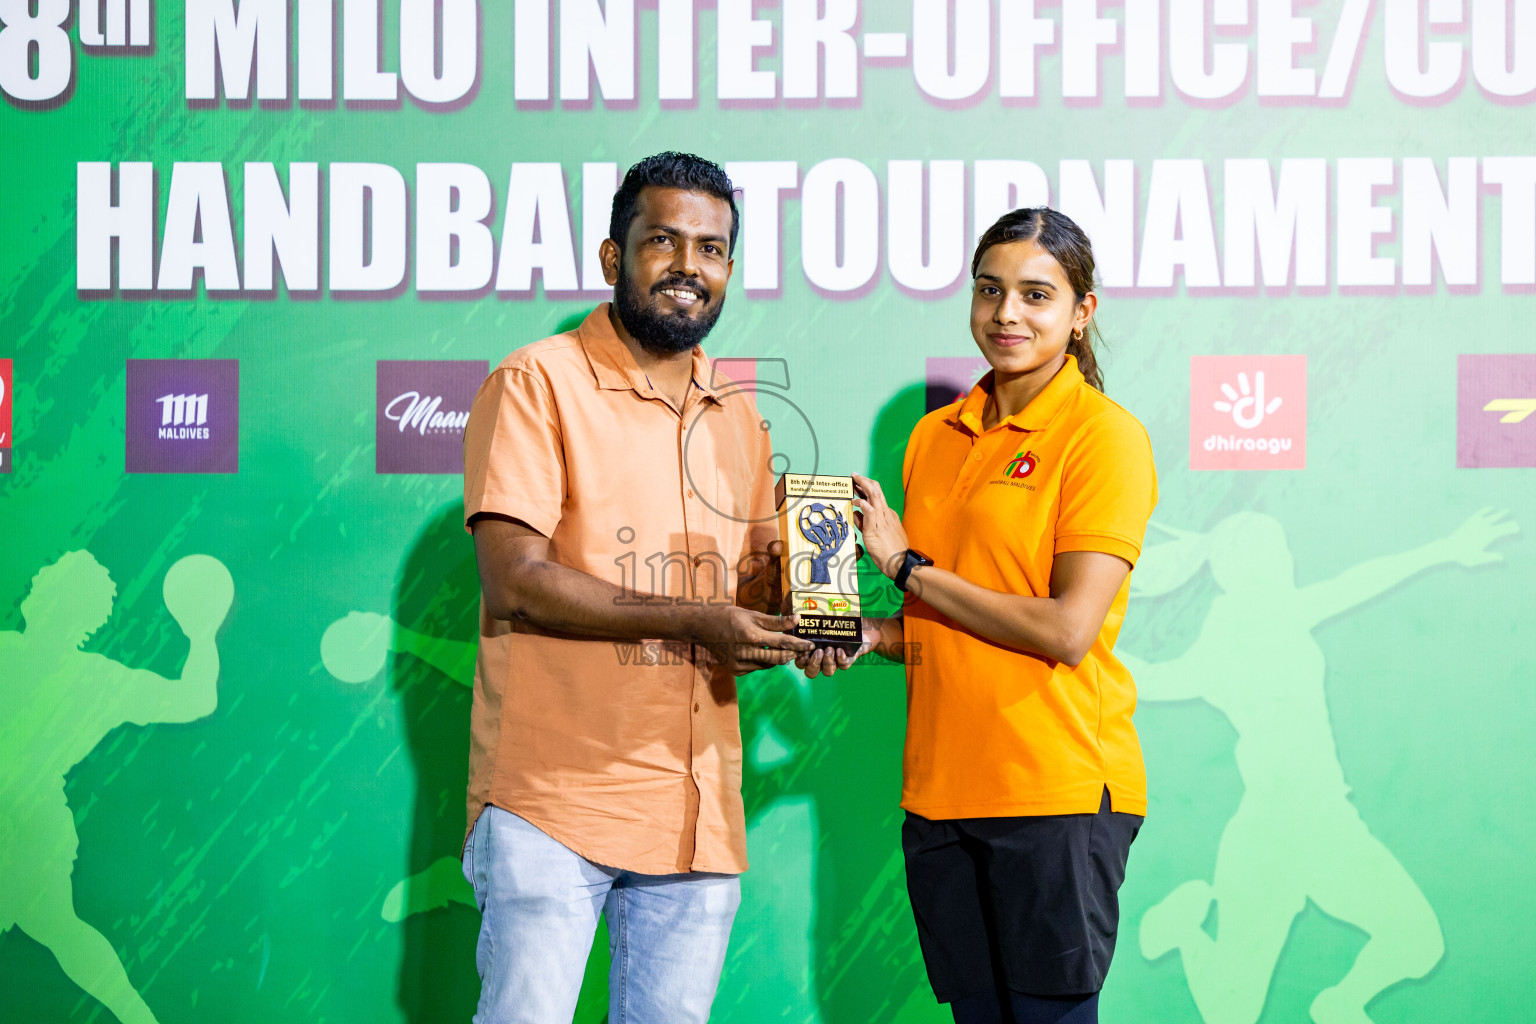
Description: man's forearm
xmin=498 ymin=557 xmax=712 ymax=641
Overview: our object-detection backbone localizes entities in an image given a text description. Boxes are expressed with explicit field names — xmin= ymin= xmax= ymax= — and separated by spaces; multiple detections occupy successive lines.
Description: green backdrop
xmin=3 ymin=2 xmax=1533 ymax=1023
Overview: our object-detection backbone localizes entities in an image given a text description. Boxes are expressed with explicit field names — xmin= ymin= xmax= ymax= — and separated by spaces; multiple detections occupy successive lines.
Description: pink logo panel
xmin=1458 ymin=354 xmax=1536 ymax=468
xmin=1190 ymin=355 xmax=1307 ymax=471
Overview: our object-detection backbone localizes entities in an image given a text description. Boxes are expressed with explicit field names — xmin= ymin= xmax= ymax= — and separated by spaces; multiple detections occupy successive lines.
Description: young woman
xmin=805 ymin=208 xmax=1158 ymax=1024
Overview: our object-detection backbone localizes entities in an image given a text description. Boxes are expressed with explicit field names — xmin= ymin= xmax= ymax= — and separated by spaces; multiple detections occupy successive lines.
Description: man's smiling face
xmin=609 ymin=186 xmax=735 ymax=355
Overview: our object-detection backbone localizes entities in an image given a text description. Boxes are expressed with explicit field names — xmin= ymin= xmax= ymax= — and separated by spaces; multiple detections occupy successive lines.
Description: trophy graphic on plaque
xmin=775 ymin=473 xmax=863 ymax=651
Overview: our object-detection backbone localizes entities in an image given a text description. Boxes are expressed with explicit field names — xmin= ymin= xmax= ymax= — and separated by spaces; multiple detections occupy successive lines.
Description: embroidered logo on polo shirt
xmin=990 ymin=450 xmax=1041 ymax=491
xmin=1004 ymin=450 xmax=1038 ymax=479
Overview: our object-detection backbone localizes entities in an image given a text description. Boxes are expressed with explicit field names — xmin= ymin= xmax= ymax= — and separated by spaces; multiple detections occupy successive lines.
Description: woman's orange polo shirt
xmin=900 ymin=355 xmax=1158 ymax=820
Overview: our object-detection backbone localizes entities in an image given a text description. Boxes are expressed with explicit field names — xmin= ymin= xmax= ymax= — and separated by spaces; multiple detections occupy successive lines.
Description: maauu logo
xmin=1214 ymin=372 xmax=1282 ymax=430
xmin=157 ymin=393 xmax=208 ymax=427
xmin=375 ymin=361 xmax=485 ymax=475
xmin=384 ymin=392 xmax=470 ymax=436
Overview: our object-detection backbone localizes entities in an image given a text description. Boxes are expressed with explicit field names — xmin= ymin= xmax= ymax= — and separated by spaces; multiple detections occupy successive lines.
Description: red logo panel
xmin=1190 ymin=355 xmax=1307 ymax=471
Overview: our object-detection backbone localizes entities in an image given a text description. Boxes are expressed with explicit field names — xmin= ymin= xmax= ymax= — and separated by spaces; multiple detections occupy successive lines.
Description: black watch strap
xmin=894 ymin=549 xmax=933 ymax=593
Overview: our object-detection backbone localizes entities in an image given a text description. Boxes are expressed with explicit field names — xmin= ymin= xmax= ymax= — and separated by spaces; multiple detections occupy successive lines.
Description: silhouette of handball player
xmin=1123 ymin=508 xmax=1516 ymax=1024
xmin=0 ymin=550 xmax=233 ymax=1024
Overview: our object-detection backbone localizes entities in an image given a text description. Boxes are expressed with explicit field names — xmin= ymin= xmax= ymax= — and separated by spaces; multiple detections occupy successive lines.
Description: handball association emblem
xmin=1004 ymin=450 xmax=1038 ymax=479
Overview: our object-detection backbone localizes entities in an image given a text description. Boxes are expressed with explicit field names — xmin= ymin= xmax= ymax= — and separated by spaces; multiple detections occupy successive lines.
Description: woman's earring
xmin=1072 ymin=327 xmax=1084 ymax=341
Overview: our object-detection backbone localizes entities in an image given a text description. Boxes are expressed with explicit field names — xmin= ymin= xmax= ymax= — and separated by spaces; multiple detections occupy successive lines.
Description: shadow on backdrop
xmin=317 ymin=503 xmax=486 ymax=1020
xmin=384 ymin=503 xmax=483 ymax=1024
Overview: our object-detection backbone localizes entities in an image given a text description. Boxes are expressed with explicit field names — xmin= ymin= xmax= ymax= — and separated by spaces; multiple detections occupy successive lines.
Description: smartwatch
xmin=893 ymin=548 xmax=934 ymax=593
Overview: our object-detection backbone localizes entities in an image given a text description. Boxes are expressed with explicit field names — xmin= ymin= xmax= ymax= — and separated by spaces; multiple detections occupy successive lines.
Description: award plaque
xmin=775 ymin=473 xmax=863 ymax=652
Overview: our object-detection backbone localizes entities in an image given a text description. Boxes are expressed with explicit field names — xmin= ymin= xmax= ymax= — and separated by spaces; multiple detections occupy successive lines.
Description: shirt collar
xmin=952 ymin=355 xmax=1085 ymax=435
xmin=576 ymin=303 xmax=720 ymax=404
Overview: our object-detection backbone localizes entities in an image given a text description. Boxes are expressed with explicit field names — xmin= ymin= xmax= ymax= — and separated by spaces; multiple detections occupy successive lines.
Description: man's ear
xmin=600 ymin=238 xmax=622 ymax=287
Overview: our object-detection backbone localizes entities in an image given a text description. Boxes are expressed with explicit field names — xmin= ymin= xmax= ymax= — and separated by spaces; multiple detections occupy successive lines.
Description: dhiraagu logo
xmin=1191 ymin=355 xmax=1307 ymax=471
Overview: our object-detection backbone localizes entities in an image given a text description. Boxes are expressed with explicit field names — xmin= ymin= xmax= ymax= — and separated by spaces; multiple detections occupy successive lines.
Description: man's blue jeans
xmin=462 ymin=805 xmax=741 ymax=1023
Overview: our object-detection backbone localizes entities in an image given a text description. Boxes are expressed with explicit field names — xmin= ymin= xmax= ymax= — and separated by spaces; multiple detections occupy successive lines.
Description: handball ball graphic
xmin=797 ymin=502 xmax=847 ymax=549
xmin=321 ymin=611 xmax=392 ymax=683
xmin=163 ymin=555 xmax=234 ymax=636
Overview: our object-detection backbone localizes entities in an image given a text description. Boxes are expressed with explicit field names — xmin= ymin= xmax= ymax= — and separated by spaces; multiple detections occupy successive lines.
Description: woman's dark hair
xmin=970 ymin=208 xmax=1105 ymax=391
xmin=609 ymin=152 xmax=740 ymax=256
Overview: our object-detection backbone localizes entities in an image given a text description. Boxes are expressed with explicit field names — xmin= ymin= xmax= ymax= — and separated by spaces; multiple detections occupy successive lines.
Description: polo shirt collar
xmin=576 ymin=303 xmax=720 ymax=404
xmin=954 ymin=355 xmax=1085 ymax=435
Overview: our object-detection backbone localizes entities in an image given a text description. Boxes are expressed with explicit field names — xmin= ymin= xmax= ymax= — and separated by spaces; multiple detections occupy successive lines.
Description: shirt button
xmin=694 ymin=702 xmax=701 ymax=712
xmin=686 ymin=488 xmax=695 ymax=498
xmin=973 ymin=451 xmax=983 ymax=461
xmin=692 ymin=556 xmax=702 ymax=567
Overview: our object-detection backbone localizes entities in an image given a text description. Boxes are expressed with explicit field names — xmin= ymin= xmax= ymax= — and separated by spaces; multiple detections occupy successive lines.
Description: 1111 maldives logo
xmin=126 ymin=359 xmax=239 ymax=473
xmin=1190 ymin=355 xmax=1307 ymax=471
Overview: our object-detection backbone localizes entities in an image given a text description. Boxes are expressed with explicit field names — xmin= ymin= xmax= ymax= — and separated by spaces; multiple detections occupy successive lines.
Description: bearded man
xmin=460 ymin=152 xmax=812 ymax=1023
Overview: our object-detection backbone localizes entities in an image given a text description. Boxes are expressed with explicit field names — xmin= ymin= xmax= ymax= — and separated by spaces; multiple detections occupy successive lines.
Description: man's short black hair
xmin=608 ymin=152 xmax=739 ymax=257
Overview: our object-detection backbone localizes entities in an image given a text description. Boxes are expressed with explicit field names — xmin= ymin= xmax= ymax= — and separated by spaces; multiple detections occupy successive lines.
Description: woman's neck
xmin=983 ymin=353 xmax=1067 ymax=429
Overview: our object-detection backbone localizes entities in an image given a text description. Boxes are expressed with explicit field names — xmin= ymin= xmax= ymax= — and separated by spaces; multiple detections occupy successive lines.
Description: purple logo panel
xmin=126 ymin=360 xmax=239 ymax=474
xmin=1458 ymin=354 xmax=1536 ymax=469
xmin=376 ymin=360 xmax=488 ymax=474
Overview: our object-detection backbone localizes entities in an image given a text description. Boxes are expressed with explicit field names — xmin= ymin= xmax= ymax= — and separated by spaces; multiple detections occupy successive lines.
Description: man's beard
xmin=614 ymin=263 xmax=725 ymax=355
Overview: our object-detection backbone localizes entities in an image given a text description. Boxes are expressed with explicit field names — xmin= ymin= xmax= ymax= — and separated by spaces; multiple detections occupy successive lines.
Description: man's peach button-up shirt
xmin=461 ymin=304 xmax=777 ymax=875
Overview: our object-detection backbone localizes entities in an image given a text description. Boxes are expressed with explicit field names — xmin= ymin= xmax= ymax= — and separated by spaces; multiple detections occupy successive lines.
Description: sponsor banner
xmin=375 ymin=360 xmax=487 ymax=474
xmin=1190 ymin=355 xmax=1307 ymax=471
xmin=125 ymin=359 xmax=239 ymax=473
xmin=1458 ymin=354 xmax=1536 ymax=469
xmin=0 ymin=358 xmax=11 ymax=474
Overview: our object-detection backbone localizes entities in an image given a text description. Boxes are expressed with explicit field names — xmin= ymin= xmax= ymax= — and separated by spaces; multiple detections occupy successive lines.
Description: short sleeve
xmin=462 ymin=367 xmax=566 ymax=537
xmin=1054 ymin=411 xmax=1158 ymax=566
xmin=752 ymin=418 xmax=779 ymax=552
